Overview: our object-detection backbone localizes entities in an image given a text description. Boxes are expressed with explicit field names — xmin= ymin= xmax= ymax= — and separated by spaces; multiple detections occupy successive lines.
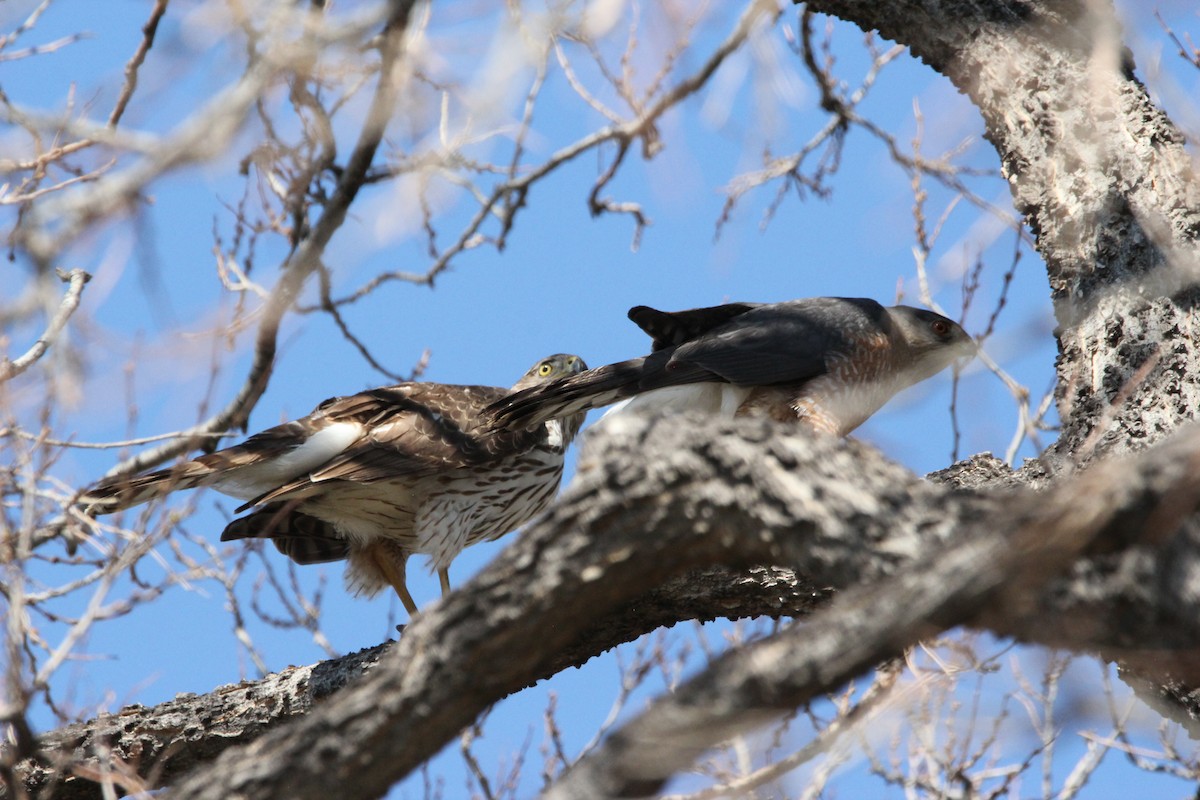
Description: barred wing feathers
xmin=233 ymin=383 xmax=552 ymax=510
xmin=83 ymin=382 xmax=549 ymax=514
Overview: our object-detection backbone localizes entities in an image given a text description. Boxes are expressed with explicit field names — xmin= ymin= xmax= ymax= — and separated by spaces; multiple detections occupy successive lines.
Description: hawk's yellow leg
xmin=368 ymin=543 xmax=418 ymax=616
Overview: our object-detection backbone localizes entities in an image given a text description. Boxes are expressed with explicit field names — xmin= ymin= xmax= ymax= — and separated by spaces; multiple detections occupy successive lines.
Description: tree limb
xmin=5 ymin=564 xmax=828 ymax=799
xmin=546 ymin=426 xmax=1200 ymax=797
xmin=81 ymin=414 xmax=1200 ymax=799
xmin=16 ymin=412 xmax=1200 ymax=798
xmin=7 ymin=644 xmax=391 ymax=800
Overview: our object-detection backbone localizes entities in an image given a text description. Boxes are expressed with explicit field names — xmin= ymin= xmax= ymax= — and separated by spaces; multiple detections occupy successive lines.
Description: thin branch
xmin=0 ymin=268 xmax=90 ymax=384
xmin=0 ymin=428 xmax=239 ymax=451
xmin=661 ymin=662 xmax=901 ymax=800
xmin=107 ymin=0 xmax=170 ymax=128
xmin=0 ymin=33 xmax=89 ymax=63
xmin=1156 ymin=11 xmax=1200 ymax=70
xmin=13 ymin=5 xmax=391 ymax=266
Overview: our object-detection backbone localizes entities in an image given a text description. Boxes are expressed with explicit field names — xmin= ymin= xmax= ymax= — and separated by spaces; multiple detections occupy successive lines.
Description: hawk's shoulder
xmin=315 ymin=382 xmax=508 ymax=429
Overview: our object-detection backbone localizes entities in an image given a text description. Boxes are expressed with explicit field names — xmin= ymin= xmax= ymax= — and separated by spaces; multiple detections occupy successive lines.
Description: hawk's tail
xmin=78 ymin=463 xmax=216 ymax=515
xmin=221 ymin=504 xmax=350 ymax=565
xmin=485 ymin=357 xmax=650 ymax=431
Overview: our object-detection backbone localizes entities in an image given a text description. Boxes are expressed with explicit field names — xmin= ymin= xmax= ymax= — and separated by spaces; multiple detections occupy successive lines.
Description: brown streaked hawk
xmin=486 ymin=298 xmax=974 ymax=436
xmin=81 ymin=354 xmax=588 ymax=617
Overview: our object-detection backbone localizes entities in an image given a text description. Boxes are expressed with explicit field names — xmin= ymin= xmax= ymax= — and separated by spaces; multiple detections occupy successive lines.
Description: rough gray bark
xmin=15 ymin=417 xmax=1200 ymax=798
xmin=546 ymin=429 xmax=1200 ymax=798
xmin=7 ymin=565 xmax=830 ymax=800
xmin=21 ymin=412 xmax=1199 ymax=799
xmin=11 ymin=0 xmax=1200 ymax=797
xmin=794 ymin=0 xmax=1200 ymax=764
xmin=12 ymin=644 xmax=390 ymax=800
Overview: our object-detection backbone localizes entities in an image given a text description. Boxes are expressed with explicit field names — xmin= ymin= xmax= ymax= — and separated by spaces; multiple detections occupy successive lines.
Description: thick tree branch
xmin=547 ymin=428 xmax=1200 ymax=797
xmin=16 ymin=413 xmax=1200 ymax=798
xmin=8 ymin=644 xmax=391 ymax=800
xmin=7 ymin=565 xmax=828 ymax=799
xmin=52 ymin=413 xmax=1198 ymax=800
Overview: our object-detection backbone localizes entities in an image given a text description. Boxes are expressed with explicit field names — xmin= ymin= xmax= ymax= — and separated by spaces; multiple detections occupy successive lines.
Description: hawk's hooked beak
xmin=952 ymin=336 xmax=980 ymax=372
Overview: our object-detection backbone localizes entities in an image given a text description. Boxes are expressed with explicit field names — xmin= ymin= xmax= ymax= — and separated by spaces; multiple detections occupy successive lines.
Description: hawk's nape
xmin=78 ymin=354 xmax=588 ymax=618
xmin=485 ymin=298 xmax=976 ymax=437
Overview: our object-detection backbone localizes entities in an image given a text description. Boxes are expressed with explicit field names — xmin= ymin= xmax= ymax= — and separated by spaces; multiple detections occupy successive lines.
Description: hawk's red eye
xmin=931 ymin=320 xmax=951 ymax=336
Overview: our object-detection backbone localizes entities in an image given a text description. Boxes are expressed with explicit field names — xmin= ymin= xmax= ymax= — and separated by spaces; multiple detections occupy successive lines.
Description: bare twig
xmin=1156 ymin=11 xmax=1200 ymax=70
xmin=2 ymin=428 xmax=237 ymax=450
xmin=108 ymin=0 xmax=170 ymax=128
xmin=13 ymin=5 xmax=391 ymax=266
xmin=0 ymin=268 xmax=90 ymax=384
xmin=662 ymin=662 xmax=902 ymax=800
xmin=328 ymin=0 xmax=779 ymax=304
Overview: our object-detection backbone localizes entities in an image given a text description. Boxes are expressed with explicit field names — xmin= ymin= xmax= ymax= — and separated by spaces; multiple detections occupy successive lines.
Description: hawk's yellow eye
xmin=538 ymin=362 xmax=553 ymax=376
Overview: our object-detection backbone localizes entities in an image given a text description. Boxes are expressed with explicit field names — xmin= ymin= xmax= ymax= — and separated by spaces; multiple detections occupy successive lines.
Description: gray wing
xmin=655 ymin=297 xmax=887 ymax=387
xmin=486 ymin=298 xmax=885 ymax=429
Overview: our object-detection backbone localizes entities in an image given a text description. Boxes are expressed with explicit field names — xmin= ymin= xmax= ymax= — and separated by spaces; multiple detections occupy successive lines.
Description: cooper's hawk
xmin=486 ymin=298 xmax=974 ymax=436
xmin=81 ymin=354 xmax=588 ymax=617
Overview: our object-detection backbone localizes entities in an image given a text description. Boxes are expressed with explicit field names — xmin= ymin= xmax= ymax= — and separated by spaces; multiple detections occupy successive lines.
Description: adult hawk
xmin=81 ymin=354 xmax=587 ymax=617
xmin=486 ymin=298 xmax=974 ymax=436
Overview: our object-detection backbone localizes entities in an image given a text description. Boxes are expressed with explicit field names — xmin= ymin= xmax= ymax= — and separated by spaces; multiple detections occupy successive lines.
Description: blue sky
xmin=3 ymin=0 xmax=1199 ymax=796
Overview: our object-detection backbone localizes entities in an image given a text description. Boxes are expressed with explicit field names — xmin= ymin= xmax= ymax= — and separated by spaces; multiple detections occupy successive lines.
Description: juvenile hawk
xmin=81 ymin=354 xmax=587 ymax=616
xmin=486 ymin=298 xmax=974 ymax=436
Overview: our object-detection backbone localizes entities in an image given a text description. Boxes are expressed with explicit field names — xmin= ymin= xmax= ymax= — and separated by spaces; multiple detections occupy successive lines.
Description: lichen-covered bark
xmin=15 ymin=414 xmax=1200 ymax=799
xmin=545 ymin=428 xmax=1200 ymax=798
xmin=155 ymin=417 xmax=968 ymax=800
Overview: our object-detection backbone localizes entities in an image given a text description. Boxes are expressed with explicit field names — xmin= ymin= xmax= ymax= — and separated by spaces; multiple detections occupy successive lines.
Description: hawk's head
xmin=509 ymin=354 xmax=590 ymax=443
xmin=511 ymin=354 xmax=588 ymax=391
xmin=886 ymin=306 xmax=977 ymax=384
